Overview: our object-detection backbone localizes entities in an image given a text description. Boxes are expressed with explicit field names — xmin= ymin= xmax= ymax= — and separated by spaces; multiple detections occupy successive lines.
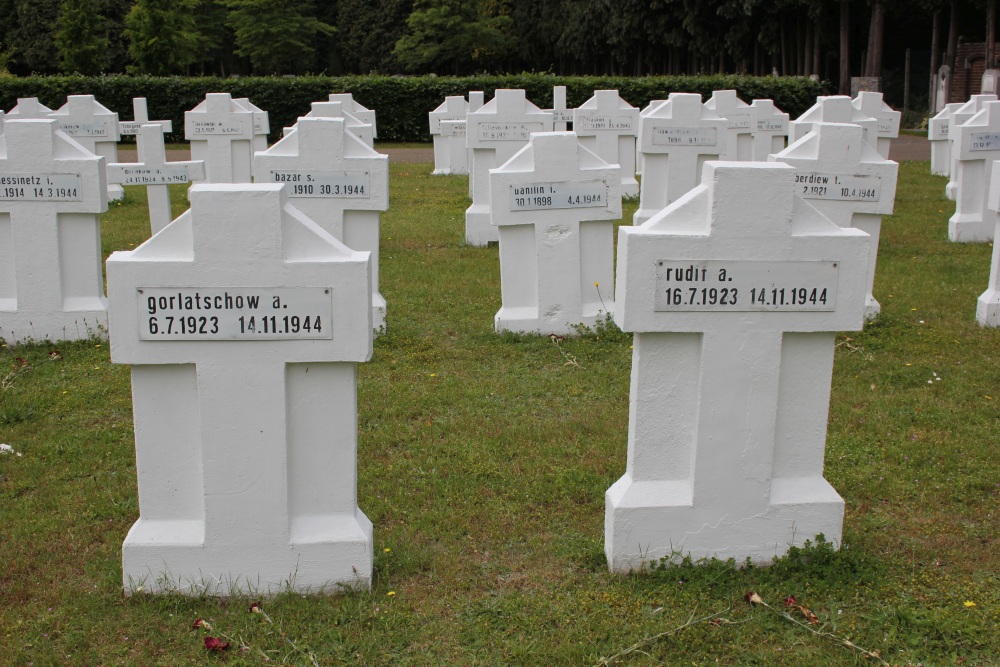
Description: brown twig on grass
xmin=744 ymin=591 xmax=890 ymax=665
xmin=593 ymin=606 xmax=731 ymax=666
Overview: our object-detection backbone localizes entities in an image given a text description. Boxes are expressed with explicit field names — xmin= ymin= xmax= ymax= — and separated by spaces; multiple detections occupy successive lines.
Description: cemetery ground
xmin=0 ymin=151 xmax=998 ymax=666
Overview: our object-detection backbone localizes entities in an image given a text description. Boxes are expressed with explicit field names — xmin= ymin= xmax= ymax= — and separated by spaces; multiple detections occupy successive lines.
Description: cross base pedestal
xmin=604 ymin=474 xmax=844 ymax=572
xmin=465 ymin=205 xmax=497 ymax=245
xmin=948 ymin=213 xmax=995 ymax=242
xmin=122 ymin=509 xmax=373 ymax=595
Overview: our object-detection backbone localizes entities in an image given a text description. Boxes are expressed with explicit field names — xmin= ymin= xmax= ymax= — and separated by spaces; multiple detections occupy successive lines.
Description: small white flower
xmin=0 ymin=443 xmax=14 ymax=455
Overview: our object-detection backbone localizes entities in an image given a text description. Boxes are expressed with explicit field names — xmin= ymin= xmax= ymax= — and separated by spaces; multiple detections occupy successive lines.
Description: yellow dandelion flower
xmin=964 ymin=601 xmax=976 ymax=607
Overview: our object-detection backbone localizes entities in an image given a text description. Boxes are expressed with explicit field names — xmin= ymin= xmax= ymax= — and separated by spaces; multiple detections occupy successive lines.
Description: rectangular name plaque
xmin=108 ymin=165 xmax=192 ymax=186
xmin=509 ymin=180 xmax=607 ymax=211
xmin=267 ymin=170 xmax=370 ymax=198
xmin=877 ymin=119 xmax=895 ymax=134
xmin=552 ymin=111 xmax=574 ymax=124
xmin=727 ymin=117 xmax=752 ymax=129
xmin=794 ymin=172 xmax=882 ymax=202
xmin=190 ymin=120 xmax=244 ymax=136
xmin=440 ymin=121 xmax=467 ymax=138
xmin=139 ymin=287 xmax=333 ymax=340
xmin=757 ymin=119 xmax=786 ymax=132
xmin=577 ymin=116 xmax=635 ymax=132
xmin=970 ymin=132 xmax=1000 ymax=151
xmin=59 ymin=123 xmax=110 ymax=138
xmin=0 ymin=173 xmax=82 ymax=201
xmin=654 ymin=260 xmax=839 ymax=312
xmin=118 ymin=122 xmax=144 ymax=136
xmin=477 ymin=122 xmax=545 ymax=141
xmin=651 ymin=126 xmax=718 ymax=146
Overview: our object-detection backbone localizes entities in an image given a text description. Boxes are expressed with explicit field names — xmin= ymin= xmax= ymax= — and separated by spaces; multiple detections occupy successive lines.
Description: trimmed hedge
xmin=0 ymin=74 xmax=828 ymax=143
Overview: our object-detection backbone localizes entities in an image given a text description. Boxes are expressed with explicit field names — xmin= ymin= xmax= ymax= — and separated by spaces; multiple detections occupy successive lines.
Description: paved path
xmin=120 ymin=136 xmax=928 ymax=166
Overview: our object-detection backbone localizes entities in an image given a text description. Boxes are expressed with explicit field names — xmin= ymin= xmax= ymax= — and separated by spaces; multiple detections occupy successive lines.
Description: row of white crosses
xmin=946 ymin=98 xmax=1000 ymax=243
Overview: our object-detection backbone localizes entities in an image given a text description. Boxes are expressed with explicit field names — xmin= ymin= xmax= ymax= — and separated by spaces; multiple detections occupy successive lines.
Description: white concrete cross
xmin=184 ymin=93 xmax=256 ymax=183
xmin=929 ymin=102 xmax=962 ymax=177
xmin=5 ymin=97 xmax=54 ymax=120
xmin=465 ymin=89 xmax=554 ymax=246
xmin=634 ymin=93 xmax=726 ymax=225
xmin=107 ymin=183 xmax=374 ymax=595
xmin=573 ymin=89 xmax=639 ymax=197
xmin=549 ymin=85 xmax=573 ymax=131
xmin=255 ymin=117 xmax=389 ymax=333
xmin=329 ymin=93 xmax=376 ymax=138
xmin=704 ymin=90 xmax=753 ymax=160
xmin=749 ymin=98 xmax=789 ymax=161
xmin=977 ymin=160 xmax=1000 ymax=326
xmin=467 ymin=91 xmax=485 ymax=198
xmin=635 ymin=99 xmax=667 ymax=176
xmin=771 ymin=122 xmax=898 ymax=320
xmin=0 ymin=119 xmax=108 ymax=344
xmin=490 ymin=131 xmax=621 ymax=335
xmin=790 ymin=96 xmax=878 ymax=147
xmin=52 ymin=95 xmax=124 ymax=200
xmin=852 ymin=91 xmax=900 ymax=159
xmin=606 ymin=161 xmax=869 ymax=571
xmin=949 ymin=100 xmax=1000 ymax=242
xmin=292 ymin=101 xmax=375 ymax=149
xmin=233 ymin=97 xmax=271 ymax=172
xmin=945 ymin=94 xmax=997 ymax=201
xmin=118 ymin=97 xmax=172 ymax=144
xmin=429 ymin=96 xmax=469 ymax=175
xmin=107 ymin=124 xmax=205 ymax=235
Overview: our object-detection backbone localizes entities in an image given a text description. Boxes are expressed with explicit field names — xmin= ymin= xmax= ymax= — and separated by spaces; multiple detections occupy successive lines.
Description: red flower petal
xmin=783 ymin=595 xmax=797 ymax=607
xmin=204 ymin=636 xmax=230 ymax=651
xmin=250 ymin=601 xmax=263 ymax=614
xmin=192 ymin=618 xmax=211 ymax=630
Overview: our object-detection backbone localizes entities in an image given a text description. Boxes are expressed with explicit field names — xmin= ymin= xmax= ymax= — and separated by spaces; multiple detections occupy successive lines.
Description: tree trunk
xmin=868 ymin=1 xmax=885 ymax=78
xmin=839 ymin=0 xmax=850 ymax=94
xmin=988 ymin=0 xmax=996 ymax=69
xmin=929 ymin=10 xmax=941 ymax=112
xmin=946 ymin=0 xmax=959 ymax=103
xmin=805 ymin=21 xmax=814 ymax=76
xmin=814 ymin=19 xmax=822 ymax=78
xmin=780 ymin=17 xmax=788 ymax=75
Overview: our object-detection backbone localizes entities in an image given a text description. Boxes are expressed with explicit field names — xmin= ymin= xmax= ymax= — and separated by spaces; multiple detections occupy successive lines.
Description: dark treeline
xmin=0 ymin=0 xmax=993 ymax=110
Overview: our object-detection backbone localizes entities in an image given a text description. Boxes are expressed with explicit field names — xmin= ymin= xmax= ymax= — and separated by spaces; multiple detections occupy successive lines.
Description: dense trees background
xmin=0 ymin=0 xmax=994 ymax=110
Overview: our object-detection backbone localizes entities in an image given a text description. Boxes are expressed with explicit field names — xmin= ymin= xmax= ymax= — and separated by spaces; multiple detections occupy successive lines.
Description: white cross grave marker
xmin=118 ymin=97 xmax=172 ymax=144
xmin=255 ymin=117 xmax=389 ymax=333
xmin=184 ymin=93 xmax=256 ymax=184
xmin=292 ymin=101 xmax=376 ymax=148
xmin=852 ymin=91 xmax=900 ymax=160
xmin=329 ymin=93 xmax=376 ymax=138
xmin=704 ymin=90 xmax=753 ymax=160
xmin=107 ymin=183 xmax=374 ymax=595
xmin=606 ymin=161 xmax=869 ymax=571
xmin=467 ymin=91 xmax=485 ymax=198
xmin=0 ymin=119 xmax=108 ymax=344
xmin=549 ymin=85 xmax=573 ymax=131
xmin=573 ymin=90 xmax=639 ymax=197
xmin=107 ymin=124 xmax=205 ymax=235
xmin=635 ymin=99 xmax=667 ymax=176
xmin=490 ymin=131 xmax=621 ymax=334
xmin=771 ymin=122 xmax=898 ymax=320
xmin=6 ymin=97 xmax=54 ymax=120
xmin=52 ymin=95 xmax=123 ymax=201
xmin=977 ymin=161 xmax=1000 ymax=325
xmin=946 ymin=94 xmax=997 ymax=201
xmin=634 ymin=93 xmax=726 ymax=225
xmin=429 ymin=96 xmax=469 ymax=175
xmin=465 ymin=89 xmax=553 ymax=246
xmin=790 ymin=96 xmax=878 ymax=147
xmin=234 ymin=97 xmax=271 ymax=176
xmin=929 ymin=102 xmax=962 ymax=177
xmin=949 ymin=100 xmax=1000 ymax=242
xmin=749 ymin=98 xmax=789 ymax=161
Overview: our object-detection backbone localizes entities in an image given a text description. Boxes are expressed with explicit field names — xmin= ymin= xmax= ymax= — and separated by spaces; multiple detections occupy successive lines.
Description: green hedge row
xmin=0 ymin=74 xmax=828 ymax=143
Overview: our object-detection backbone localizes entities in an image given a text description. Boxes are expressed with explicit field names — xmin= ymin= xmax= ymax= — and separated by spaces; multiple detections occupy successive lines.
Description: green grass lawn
xmin=0 ymin=159 xmax=997 ymax=666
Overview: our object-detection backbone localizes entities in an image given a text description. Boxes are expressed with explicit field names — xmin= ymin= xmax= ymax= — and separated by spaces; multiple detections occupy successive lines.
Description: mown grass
xmin=0 ymin=157 xmax=998 ymax=666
